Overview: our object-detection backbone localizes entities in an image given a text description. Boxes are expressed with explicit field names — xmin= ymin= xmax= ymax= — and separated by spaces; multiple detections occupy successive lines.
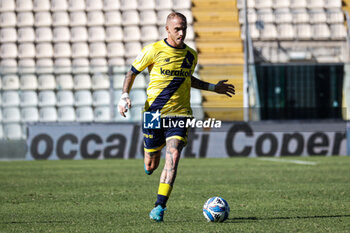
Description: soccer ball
xmin=203 ymin=197 xmax=230 ymax=222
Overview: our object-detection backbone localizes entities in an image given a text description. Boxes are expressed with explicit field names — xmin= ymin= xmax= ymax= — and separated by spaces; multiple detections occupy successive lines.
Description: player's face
xmin=166 ymin=16 xmax=187 ymax=48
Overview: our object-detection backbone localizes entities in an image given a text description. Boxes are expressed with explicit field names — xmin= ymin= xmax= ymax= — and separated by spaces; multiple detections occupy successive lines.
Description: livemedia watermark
xmin=143 ymin=110 xmax=222 ymax=129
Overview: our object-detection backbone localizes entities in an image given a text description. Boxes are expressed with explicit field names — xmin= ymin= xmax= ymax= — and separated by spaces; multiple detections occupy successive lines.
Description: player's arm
xmin=118 ymin=70 xmax=137 ymax=117
xmin=191 ymin=76 xmax=235 ymax=97
xmin=119 ymin=44 xmax=154 ymax=117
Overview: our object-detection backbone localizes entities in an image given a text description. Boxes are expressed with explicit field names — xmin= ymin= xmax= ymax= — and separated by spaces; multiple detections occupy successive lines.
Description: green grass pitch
xmin=1 ymin=157 xmax=350 ymax=233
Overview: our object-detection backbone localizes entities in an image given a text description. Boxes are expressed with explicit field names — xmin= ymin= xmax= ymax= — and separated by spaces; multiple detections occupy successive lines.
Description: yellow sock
xmin=155 ymin=183 xmax=173 ymax=208
xmin=158 ymin=183 xmax=173 ymax=197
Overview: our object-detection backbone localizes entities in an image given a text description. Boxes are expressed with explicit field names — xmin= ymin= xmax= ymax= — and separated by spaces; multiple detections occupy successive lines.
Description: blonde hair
xmin=166 ymin=12 xmax=187 ymax=25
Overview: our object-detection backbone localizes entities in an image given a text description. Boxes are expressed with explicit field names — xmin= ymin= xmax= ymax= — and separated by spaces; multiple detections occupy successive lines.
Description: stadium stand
xmin=192 ymin=0 xmax=244 ymax=120
xmin=21 ymin=106 xmax=39 ymax=122
xmin=0 ymin=0 xmax=348 ymax=139
xmin=238 ymin=0 xmax=347 ymax=63
xmin=92 ymin=90 xmax=111 ymax=106
xmin=3 ymin=123 xmax=22 ymax=140
xmin=2 ymin=74 xmax=19 ymax=90
xmin=39 ymin=107 xmax=57 ymax=122
xmin=20 ymin=91 xmax=38 ymax=106
xmin=73 ymin=107 xmax=90 ymax=122
xmin=94 ymin=106 xmax=110 ymax=122
xmin=38 ymin=91 xmax=56 ymax=107
xmin=74 ymin=90 xmax=92 ymax=107
xmin=3 ymin=107 xmax=21 ymax=123
xmin=56 ymin=90 xmax=74 ymax=107
xmin=2 ymin=91 xmax=20 ymax=107
xmin=57 ymin=106 xmax=76 ymax=122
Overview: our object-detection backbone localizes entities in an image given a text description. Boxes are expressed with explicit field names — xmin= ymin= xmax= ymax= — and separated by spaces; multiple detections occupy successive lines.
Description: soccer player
xmin=118 ymin=12 xmax=235 ymax=222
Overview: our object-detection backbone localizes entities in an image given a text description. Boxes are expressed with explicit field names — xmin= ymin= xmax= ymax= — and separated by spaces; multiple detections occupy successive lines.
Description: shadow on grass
xmin=226 ymin=214 xmax=350 ymax=223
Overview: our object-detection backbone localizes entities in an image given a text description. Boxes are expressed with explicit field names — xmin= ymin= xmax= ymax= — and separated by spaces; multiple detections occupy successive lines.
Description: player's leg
xmin=150 ymin=138 xmax=185 ymax=222
xmin=161 ymin=138 xmax=184 ymax=185
xmin=156 ymin=138 xmax=184 ymax=202
xmin=149 ymin=117 xmax=189 ymax=222
xmin=144 ymin=150 xmax=161 ymax=175
xmin=142 ymin=126 xmax=166 ymax=175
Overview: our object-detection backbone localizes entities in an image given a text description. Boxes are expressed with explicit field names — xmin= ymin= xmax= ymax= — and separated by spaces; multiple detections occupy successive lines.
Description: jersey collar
xmin=164 ymin=39 xmax=186 ymax=49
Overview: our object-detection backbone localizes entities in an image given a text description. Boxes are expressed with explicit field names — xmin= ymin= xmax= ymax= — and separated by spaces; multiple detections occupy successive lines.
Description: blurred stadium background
xmin=0 ymin=0 xmax=349 ymax=159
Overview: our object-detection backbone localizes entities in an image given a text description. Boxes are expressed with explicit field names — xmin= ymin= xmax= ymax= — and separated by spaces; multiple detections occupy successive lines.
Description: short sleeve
xmin=131 ymin=44 xmax=155 ymax=74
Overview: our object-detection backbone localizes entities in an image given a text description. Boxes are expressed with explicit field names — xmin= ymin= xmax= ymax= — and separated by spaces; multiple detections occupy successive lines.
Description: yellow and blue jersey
xmin=131 ymin=39 xmax=198 ymax=117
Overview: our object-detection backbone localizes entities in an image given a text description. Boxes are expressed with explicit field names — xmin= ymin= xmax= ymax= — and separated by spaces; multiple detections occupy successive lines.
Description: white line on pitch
xmin=258 ymin=158 xmax=318 ymax=165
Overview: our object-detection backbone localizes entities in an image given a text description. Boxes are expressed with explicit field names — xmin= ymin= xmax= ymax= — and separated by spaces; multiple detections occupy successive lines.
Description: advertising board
xmin=26 ymin=122 xmax=347 ymax=160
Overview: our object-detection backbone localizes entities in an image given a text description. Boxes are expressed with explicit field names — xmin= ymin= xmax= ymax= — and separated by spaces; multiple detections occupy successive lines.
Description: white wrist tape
xmin=118 ymin=92 xmax=129 ymax=109
xmin=120 ymin=93 xmax=129 ymax=99
xmin=208 ymin=84 xmax=216 ymax=91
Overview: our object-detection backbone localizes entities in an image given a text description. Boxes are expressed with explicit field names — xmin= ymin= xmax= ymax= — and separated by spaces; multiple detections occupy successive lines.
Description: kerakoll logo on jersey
xmin=143 ymin=110 xmax=222 ymax=129
xmin=160 ymin=68 xmax=192 ymax=77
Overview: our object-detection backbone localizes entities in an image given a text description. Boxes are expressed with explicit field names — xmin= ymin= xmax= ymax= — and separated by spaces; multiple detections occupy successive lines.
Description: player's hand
xmin=118 ymin=93 xmax=132 ymax=117
xmin=215 ymin=80 xmax=235 ymax=97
